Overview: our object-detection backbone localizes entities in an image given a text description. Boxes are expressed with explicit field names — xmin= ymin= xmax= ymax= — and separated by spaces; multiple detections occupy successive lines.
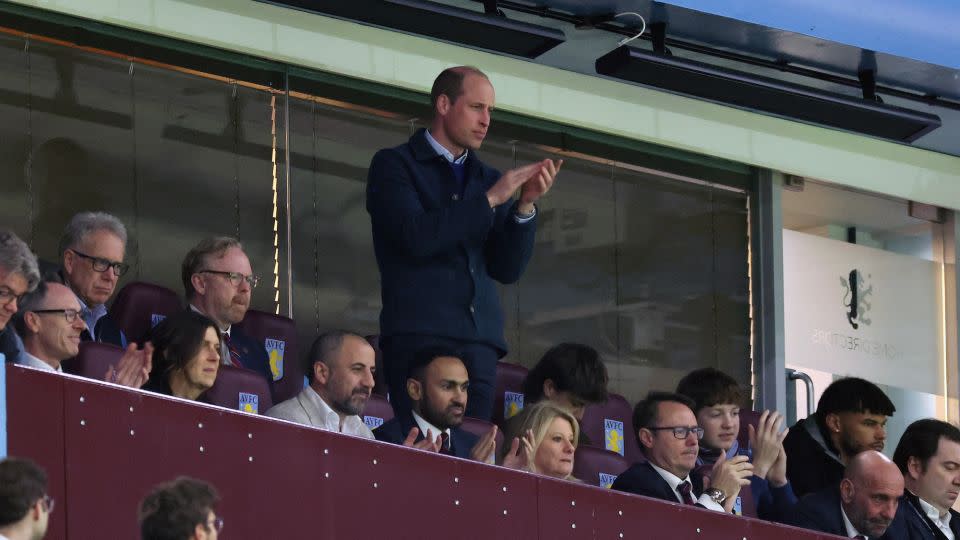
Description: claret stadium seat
xmin=202 ymin=364 xmax=274 ymax=415
xmin=493 ymin=361 xmax=528 ymax=428
xmin=110 ymin=281 xmax=182 ymax=343
xmin=233 ymin=309 xmax=302 ymax=404
xmin=362 ymin=393 xmax=395 ymax=432
xmin=64 ymin=341 xmax=124 ymax=380
xmin=581 ymin=393 xmax=642 ymax=464
xmin=573 ymin=445 xmax=631 ymax=489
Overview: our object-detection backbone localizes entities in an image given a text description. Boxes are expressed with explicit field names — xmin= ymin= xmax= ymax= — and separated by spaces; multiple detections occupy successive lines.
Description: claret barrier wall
xmin=6 ymin=364 xmax=840 ymax=540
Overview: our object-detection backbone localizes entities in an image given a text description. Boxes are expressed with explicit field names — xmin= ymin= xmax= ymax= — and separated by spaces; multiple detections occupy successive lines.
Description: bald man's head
xmin=840 ymin=450 xmax=904 ymax=537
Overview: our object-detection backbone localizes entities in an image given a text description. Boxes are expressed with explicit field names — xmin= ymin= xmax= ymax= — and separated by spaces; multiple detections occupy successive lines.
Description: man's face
xmin=62 ymin=229 xmax=125 ymax=306
xmin=180 ymin=327 xmax=221 ymax=394
xmin=318 ymin=335 xmax=375 ymax=416
xmin=835 ymin=411 xmax=888 ymax=456
xmin=841 ymin=471 xmax=903 ymax=537
xmin=696 ymin=403 xmax=740 ymax=452
xmin=0 ymin=267 xmax=29 ymax=331
xmin=910 ymin=437 xmax=960 ymax=513
xmin=26 ymin=283 xmax=86 ymax=363
xmin=192 ymin=247 xmax=253 ymax=327
xmin=415 ymin=356 xmax=469 ymax=430
xmin=641 ymin=401 xmax=700 ymax=479
xmin=437 ymin=74 xmax=494 ymax=152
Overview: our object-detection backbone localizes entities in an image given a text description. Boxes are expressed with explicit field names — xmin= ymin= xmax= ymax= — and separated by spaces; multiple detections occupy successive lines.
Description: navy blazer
xmin=887 ymin=492 xmax=960 ymax=540
xmin=611 ymin=461 xmax=706 ymax=507
xmin=366 ymin=129 xmax=537 ymax=352
xmin=374 ymin=412 xmax=479 ymax=460
xmin=90 ymin=313 xmax=127 ymax=348
xmin=791 ymin=484 xmax=898 ymax=539
xmin=226 ymin=325 xmax=272 ymax=383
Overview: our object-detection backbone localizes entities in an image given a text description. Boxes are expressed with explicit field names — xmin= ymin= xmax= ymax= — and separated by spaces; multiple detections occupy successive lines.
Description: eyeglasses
xmin=70 ymin=249 xmax=129 ymax=277
xmin=199 ymin=270 xmax=260 ymax=289
xmin=0 ymin=287 xmax=27 ymax=307
xmin=32 ymin=309 xmax=83 ymax=324
xmin=647 ymin=426 xmax=705 ymax=440
xmin=41 ymin=494 xmax=55 ymax=513
xmin=208 ymin=516 xmax=224 ymax=533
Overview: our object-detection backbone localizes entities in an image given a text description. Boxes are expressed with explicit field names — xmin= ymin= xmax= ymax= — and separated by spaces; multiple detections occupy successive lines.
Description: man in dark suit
xmin=792 ymin=450 xmax=903 ymax=539
xmin=611 ymin=391 xmax=753 ymax=513
xmin=376 ymin=346 xmax=497 ymax=462
xmin=890 ymin=419 xmax=960 ymax=540
xmin=783 ymin=377 xmax=896 ymax=497
xmin=366 ymin=66 xmax=561 ymax=421
xmin=182 ymin=236 xmax=271 ymax=383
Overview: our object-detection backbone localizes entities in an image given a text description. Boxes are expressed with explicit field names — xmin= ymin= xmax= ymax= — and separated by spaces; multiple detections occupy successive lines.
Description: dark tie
xmin=221 ymin=332 xmax=242 ymax=368
xmin=677 ymin=481 xmax=696 ymax=505
xmin=853 ymin=536 xmax=868 ymax=540
xmin=440 ymin=432 xmax=452 ymax=455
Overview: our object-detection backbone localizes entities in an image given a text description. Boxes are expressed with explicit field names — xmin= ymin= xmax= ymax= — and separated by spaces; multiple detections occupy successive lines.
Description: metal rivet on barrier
xmin=618 ymin=510 xmax=623 ymax=516
xmin=454 ymin=500 xmax=460 ymax=506
xmin=248 ymin=456 xmax=254 ymax=462
xmin=80 ymin=396 xmax=85 ymax=403
xmin=571 ymin=500 xmax=576 ymax=507
xmin=324 ymin=448 xmax=329 ymax=455
xmin=325 ymin=472 xmax=330 ymax=478
xmin=129 ymin=430 xmax=135 ymax=436
xmin=80 ymin=420 xmax=86 ymax=426
xmin=248 ymin=433 xmax=253 ymax=439
xmin=199 ymin=446 xmax=205 ymax=453
xmin=696 ymin=528 xmax=701 ymax=534
xmin=503 ymin=510 xmax=508 ymax=516
xmin=129 ymin=406 xmax=134 ymax=412
xmin=198 ymin=422 xmax=203 ymax=429
xmin=502 ymin=486 xmax=507 ymax=492
xmin=373 ymin=482 xmax=378 ymax=488
xmin=372 ymin=459 xmax=378 ymax=465
xmin=571 ymin=523 xmax=577 ymax=529
xmin=620 ymin=534 xmax=624 ymax=539
xmin=454 ymin=477 xmax=459 ymax=483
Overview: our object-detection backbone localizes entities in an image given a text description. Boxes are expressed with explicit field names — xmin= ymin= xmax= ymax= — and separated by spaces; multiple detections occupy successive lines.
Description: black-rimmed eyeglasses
xmin=198 ymin=270 xmax=260 ymax=289
xmin=42 ymin=494 xmax=55 ymax=513
xmin=69 ymin=249 xmax=129 ymax=276
xmin=0 ymin=287 xmax=27 ymax=307
xmin=32 ymin=309 xmax=83 ymax=324
xmin=647 ymin=426 xmax=705 ymax=440
xmin=208 ymin=516 xmax=224 ymax=533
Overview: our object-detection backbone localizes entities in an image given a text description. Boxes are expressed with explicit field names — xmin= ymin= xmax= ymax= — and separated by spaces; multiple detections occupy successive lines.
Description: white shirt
xmin=18 ymin=350 xmax=63 ymax=373
xmin=266 ymin=386 xmax=374 ymax=439
xmin=918 ymin=496 xmax=955 ymax=540
xmin=648 ymin=462 xmax=725 ymax=512
xmin=840 ymin=504 xmax=869 ymax=539
xmin=412 ymin=410 xmax=450 ymax=446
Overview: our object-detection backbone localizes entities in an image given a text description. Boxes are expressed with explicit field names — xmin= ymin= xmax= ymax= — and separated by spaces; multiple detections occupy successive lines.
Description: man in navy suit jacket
xmin=375 ymin=346 xmax=496 ymax=462
xmin=611 ymin=392 xmax=753 ymax=512
xmin=181 ymin=236 xmax=272 ymax=383
xmin=366 ymin=66 xmax=561 ymax=421
xmin=792 ymin=450 xmax=903 ymax=539
xmin=890 ymin=419 xmax=960 ymax=540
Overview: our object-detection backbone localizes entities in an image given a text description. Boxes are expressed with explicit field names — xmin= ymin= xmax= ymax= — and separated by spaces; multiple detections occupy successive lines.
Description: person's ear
xmin=907 ymin=456 xmax=924 ymax=480
xmin=542 ymin=379 xmax=557 ymax=399
xmin=839 ymin=478 xmax=855 ymax=503
xmin=314 ymin=361 xmax=329 ymax=385
xmin=24 ymin=311 xmax=42 ymax=334
xmin=407 ymin=378 xmax=423 ymax=401
xmin=190 ymin=273 xmax=206 ymax=296
xmin=436 ymin=94 xmax=451 ymax=116
xmin=825 ymin=413 xmax=842 ymax=434
xmin=63 ymin=249 xmax=75 ymax=273
xmin=192 ymin=522 xmax=208 ymax=540
xmin=638 ymin=427 xmax=655 ymax=449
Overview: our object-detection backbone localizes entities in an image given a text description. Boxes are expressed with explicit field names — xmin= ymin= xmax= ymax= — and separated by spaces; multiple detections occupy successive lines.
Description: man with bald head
xmin=792 ymin=450 xmax=904 ymax=539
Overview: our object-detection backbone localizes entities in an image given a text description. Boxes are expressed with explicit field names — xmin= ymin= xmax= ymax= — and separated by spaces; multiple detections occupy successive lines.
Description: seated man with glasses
xmin=181 ymin=236 xmax=271 ymax=383
xmin=13 ymin=280 xmax=150 ymax=387
xmin=139 ymin=476 xmax=222 ymax=540
xmin=0 ymin=457 xmax=53 ymax=540
xmin=0 ymin=229 xmax=41 ymax=363
xmin=58 ymin=212 xmax=131 ymax=347
xmin=612 ymin=391 xmax=753 ymax=513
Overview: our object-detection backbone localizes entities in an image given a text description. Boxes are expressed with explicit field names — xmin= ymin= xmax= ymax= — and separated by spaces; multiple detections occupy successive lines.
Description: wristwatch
xmin=703 ymin=487 xmax=727 ymax=506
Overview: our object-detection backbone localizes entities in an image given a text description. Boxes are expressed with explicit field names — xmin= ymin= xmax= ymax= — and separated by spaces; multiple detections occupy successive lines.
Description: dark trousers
xmin=381 ymin=334 xmax=499 ymax=422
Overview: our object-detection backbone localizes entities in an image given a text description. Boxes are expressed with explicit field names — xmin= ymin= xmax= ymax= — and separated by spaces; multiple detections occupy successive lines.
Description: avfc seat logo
xmin=840 ymin=269 xmax=873 ymax=330
xmin=265 ymin=338 xmax=285 ymax=381
xmin=239 ymin=392 xmax=259 ymax=414
xmin=504 ymin=392 xmax=524 ymax=419
xmin=364 ymin=416 xmax=385 ymax=430
xmin=599 ymin=473 xmax=617 ymax=489
xmin=150 ymin=313 xmax=166 ymax=327
xmin=605 ymin=419 xmax=625 ymax=456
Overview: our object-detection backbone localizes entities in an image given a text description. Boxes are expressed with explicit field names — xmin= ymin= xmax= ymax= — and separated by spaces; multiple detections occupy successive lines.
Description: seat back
xmin=459 ymin=417 xmax=504 ymax=458
xmin=201 ymin=365 xmax=274 ymax=414
xmin=737 ymin=409 xmax=762 ymax=450
xmin=233 ymin=309 xmax=302 ymax=404
xmin=493 ymin=361 xmax=528 ymax=428
xmin=64 ymin=342 xmax=124 ymax=380
xmin=365 ymin=335 xmax=389 ymax=397
xmin=109 ymin=282 xmax=182 ymax=343
xmin=580 ymin=393 xmax=642 ymax=463
xmin=362 ymin=394 xmax=395 ymax=432
xmin=573 ymin=446 xmax=631 ymax=488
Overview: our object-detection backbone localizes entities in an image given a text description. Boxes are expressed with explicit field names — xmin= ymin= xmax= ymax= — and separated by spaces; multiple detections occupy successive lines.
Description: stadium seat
xmin=109 ymin=282 xmax=182 ymax=343
xmin=580 ymin=393 xmax=643 ymax=464
xmin=573 ymin=446 xmax=631 ymax=489
xmin=362 ymin=394 xmax=394 ymax=432
xmin=201 ymin=364 xmax=274 ymax=415
xmin=64 ymin=341 xmax=124 ymax=380
xmin=233 ymin=309 xmax=302 ymax=404
xmin=459 ymin=416 xmax=504 ymax=457
xmin=365 ymin=335 xmax=389 ymax=397
xmin=737 ymin=409 xmax=763 ymax=450
xmin=493 ymin=361 xmax=527 ymax=428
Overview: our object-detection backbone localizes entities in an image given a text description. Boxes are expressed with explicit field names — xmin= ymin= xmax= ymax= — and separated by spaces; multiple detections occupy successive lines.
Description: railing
xmin=5 ymin=365 xmax=840 ymax=540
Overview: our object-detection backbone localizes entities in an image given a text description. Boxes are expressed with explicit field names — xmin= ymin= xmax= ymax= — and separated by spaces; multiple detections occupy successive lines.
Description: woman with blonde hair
xmin=499 ymin=402 xmax=579 ymax=480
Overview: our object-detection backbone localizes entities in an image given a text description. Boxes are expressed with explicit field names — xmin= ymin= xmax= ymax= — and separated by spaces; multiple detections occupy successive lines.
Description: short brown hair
xmin=675 ymin=368 xmax=744 ymax=412
xmin=430 ymin=66 xmax=489 ymax=113
xmin=0 ymin=457 xmax=47 ymax=527
xmin=181 ymin=236 xmax=243 ymax=300
xmin=139 ymin=477 xmax=219 ymax=540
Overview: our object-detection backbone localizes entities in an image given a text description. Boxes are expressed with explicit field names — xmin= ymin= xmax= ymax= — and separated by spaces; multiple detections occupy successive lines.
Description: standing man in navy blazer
xmin=792 ymin=450 xmax=903 ymax=539
xmin=890 ymin=419 xmax=960 ymax=540
xmin=375 ymin=346 xmax=497 ymax=462
xmin=182 ymin=236 xmax=272 ymax=383
xmin=611 ymin=391 xmax=753 ymax=513
xmin=367 ymin=66 xmax=562 ymax=421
